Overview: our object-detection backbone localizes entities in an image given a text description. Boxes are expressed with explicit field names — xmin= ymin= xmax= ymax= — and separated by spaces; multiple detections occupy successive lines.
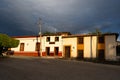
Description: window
xmin=35 ymin=42 xmax=40 ymax=51
xmin=20 ymin=43 xmax=24 ymax=51
xmin=78 ymin=37 xmax=83 ymax=44
xmin=55 ymin=37 xmax=59 ymax=41
xmin=98 ymin=36 xmax=104 ymax=43
xmin=46 ymin=37 xmax=50 ymax=42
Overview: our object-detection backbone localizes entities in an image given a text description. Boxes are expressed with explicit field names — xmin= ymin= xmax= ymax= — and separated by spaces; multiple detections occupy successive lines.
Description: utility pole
xmin=38 ymin=18 xmax=42 ymax=57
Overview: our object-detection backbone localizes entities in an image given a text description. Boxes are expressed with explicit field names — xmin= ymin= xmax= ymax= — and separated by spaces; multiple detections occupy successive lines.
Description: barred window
xmin=98 ymin=36 xmax=104 ymax=43
xmin=55 ymin=37 xmax=59 ymax=41
xmin=46 ymin=37 xmax=50 ymax=42
xmin=78 ymin=37 xmax=83 ymax=44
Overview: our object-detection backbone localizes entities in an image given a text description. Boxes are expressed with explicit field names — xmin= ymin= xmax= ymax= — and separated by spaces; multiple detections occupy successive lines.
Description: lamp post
xmin=38 ymin=18 xmax=42 ymax=57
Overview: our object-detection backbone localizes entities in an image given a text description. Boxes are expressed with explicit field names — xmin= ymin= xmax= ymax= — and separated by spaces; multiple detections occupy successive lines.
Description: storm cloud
xmin=0 ymin=0 xmax=120 ymax=37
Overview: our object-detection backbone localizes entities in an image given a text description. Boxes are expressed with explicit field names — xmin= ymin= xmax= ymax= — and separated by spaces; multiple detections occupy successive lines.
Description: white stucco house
xmin=11 ymin=32 xmax=70 ymax=57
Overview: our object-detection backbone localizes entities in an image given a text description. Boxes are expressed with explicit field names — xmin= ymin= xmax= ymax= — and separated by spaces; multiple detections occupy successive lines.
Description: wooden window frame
xmin=98 ymin=36 xmax=104 ymax=43
xmin=78 ymin=37 xmax=84 ymax=44
xmin=55 ymin=37 xmax=59 ymax=41
xmin=46 ymin=37 xmax=50 ymax=42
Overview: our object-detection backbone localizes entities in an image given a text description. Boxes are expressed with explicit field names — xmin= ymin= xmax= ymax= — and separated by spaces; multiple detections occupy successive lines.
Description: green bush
xmin=0 ymin=33 xmax=19 ymax=55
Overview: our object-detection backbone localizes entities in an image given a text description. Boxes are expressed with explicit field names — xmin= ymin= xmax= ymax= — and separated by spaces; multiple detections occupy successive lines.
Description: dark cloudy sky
xmin=0 ymin=0 xmax=120 ymax=38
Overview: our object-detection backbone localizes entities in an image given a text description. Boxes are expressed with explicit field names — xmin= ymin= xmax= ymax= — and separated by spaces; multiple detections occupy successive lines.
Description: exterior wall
xmin=105 ymin=35 xmax=117 ymax=61
xmin=84 ymin=37 xmax=91 ymax=58
xmin=11 ymin=33 xmax=119 ymax=61
xmin=117 ymin=42 xmax=120 ymax=45
xmin=12 ymin=37 xmax=40 ymax=51
xmin=11 ymin=37 xmax=40 ymax=56
xmin=12 ymin=36 xmax=63 ymax=57
xmin=41 ymin=36 xmax=63 ymax=57
xmin=91 ymin=36 xmax=97 ymax=58
xmin=63 ymin=38 xmax=77 ymax=58
xmin=77 ymin=36 xmax=97 ymax=59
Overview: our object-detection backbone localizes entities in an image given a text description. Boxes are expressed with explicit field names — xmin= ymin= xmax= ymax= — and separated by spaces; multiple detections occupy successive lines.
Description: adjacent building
xmin=11 ymin=32 xmax=120 ymax=61
xmin=62 ymin=33 xmax=120 ymax=61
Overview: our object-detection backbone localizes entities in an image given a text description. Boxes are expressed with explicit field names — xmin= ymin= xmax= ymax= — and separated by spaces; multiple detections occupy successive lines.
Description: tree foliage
xmin=0 ymin=33 xmax=19 ymax=55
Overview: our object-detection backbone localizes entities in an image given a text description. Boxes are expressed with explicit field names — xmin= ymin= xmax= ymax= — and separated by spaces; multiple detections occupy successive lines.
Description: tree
xmin=0 ymin=33 xmax=19 ymax=56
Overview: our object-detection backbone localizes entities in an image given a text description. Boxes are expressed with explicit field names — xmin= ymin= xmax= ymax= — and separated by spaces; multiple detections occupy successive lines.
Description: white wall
xmin=105 ymin=35 xmax=117 ymax=61
xmin=92 ymin=36 xmax=97 ymax=58
xmin=84 ymin=36 xmax=97 ymax=58
xmin=42 ymin=36 xmax=63 ymax=52
xmin=84 ymin=37 xmax=91 ymax=58
xmin=12 ymin=37 xmax=39 ymax=52
xmin=63 ymin=38 xmax=77 ymax=58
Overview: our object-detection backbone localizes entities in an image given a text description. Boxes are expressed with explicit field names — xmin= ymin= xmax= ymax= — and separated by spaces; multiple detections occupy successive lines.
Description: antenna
xmin=54 ymin=28 xmax=57 ymax=33
xmin=38 ymin=18 xmax=42 ymax=35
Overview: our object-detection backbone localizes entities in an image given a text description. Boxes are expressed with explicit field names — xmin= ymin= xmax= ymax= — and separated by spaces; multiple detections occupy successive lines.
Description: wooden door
xmin=35 ymin=42 xmax=40 ymax=51
xmin=97 ymin=50 xmax=105 ymax=60
xmin=54 ymin=47 xmax=59 ymax=56
xmin=46 ymin=47 xmax=50 ymax=56
xmin=64 ymin=46 xmax=71 ymax=58
xmin=20 ymin=43 xmax=24 ymax=51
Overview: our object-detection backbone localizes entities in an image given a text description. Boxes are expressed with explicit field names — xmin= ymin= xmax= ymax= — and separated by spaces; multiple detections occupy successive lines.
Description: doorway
xmin=77 ymin=50 xmax=84 ymax=59
xmin=35 ymin=42 xmax=40 ymax=51
xmin=20 ymin=43 xmax=24 ymax=51
xmin=46 ymin=47 xmax=50 ymax=56
xmin=64 ymin=46 xmax=71 ymax=58
xmin=54 ymin=47 xmax=59 ymax=56
xmin=97 ymin=49 xmax=105 ymax=60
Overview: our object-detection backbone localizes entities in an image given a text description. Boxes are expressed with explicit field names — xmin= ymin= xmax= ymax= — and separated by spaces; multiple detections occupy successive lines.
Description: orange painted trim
xmin=98 ymin=44 xmax=105 ymax=49
xmin=77 ymin=44 xmax=84 ymax=50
